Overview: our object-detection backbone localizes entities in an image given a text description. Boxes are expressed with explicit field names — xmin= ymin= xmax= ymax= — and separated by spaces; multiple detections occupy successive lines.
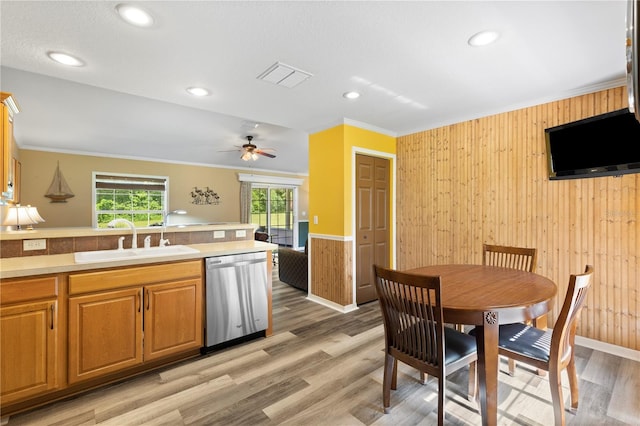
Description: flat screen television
xmin=545 ymin=108 xmax=640 ymax=180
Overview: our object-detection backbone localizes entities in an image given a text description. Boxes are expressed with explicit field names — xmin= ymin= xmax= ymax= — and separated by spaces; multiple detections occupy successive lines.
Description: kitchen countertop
xmin=0 ymin=240 xmax=278 ymax=279
xmin=0 ymin=223 xmax=254 ymax=241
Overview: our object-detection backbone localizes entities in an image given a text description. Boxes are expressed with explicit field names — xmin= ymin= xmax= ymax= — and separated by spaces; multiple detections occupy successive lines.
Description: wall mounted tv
xmin=545 ymin=108 xmax=640 ymax=180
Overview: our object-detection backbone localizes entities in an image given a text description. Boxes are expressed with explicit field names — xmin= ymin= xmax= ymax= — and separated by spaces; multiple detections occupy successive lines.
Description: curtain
xmin=240 ymin=181 xmax=252 ymax=223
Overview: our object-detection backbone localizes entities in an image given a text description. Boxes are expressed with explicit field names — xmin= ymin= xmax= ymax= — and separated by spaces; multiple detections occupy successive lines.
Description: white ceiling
xmin=0 ymin=1 xmax=628 ymax=175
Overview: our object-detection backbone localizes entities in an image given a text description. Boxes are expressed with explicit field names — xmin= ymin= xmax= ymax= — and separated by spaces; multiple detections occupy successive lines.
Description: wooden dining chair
xmin=471 ymin=265 xmax=594 ymax=426
xmin=482 ymin=243 xmax=538 ymax=375
xmin=482 ymin=243 xmax=538 ymax=272
xmin=373 ymin=265 xmax=478 ymax=425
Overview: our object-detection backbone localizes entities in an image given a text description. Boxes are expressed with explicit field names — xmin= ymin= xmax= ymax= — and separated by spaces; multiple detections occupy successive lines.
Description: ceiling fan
xmin=223 ymin=136 xmax=276 ymax=161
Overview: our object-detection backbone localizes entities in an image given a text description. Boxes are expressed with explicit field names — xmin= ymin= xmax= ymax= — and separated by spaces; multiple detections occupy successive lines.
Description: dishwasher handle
xmin=206 ymin=253 xmax=267 ymax=270
xmin=208 ymin=258 xmax=265 ymax=269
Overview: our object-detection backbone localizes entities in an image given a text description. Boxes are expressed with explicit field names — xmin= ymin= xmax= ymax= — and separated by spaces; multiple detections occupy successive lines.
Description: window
xmin=93 ymin=172 xmax=167 ymax=228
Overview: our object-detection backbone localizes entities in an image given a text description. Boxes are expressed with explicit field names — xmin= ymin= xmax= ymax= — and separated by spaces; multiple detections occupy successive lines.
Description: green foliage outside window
xmin=251 ymin=187 xmax=293 ymax=245
xmin=96 ymin=189 xmax=164 ymax=228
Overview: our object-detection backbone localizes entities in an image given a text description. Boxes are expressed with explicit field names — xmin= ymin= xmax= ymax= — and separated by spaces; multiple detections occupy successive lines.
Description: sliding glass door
xmin=251 ymin=186 xmax=296 ymax=247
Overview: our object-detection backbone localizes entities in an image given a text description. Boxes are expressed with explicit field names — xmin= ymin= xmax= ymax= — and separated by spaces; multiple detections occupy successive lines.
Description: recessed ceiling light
xmin=47 ymin=51 xmax=84 ymax=67
xmin=468 ymin=30 xmax=500 ymax=47
xmin=343 ymin=91 xmax=360 ymax=100
xmin=116 ymin=4 xmax=154 ymax=27
xmin=186 ymin=87 xmax=210 ymax=97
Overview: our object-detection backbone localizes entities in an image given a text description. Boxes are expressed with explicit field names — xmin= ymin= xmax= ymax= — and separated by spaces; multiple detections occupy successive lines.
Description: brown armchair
xmin=277 ymin=241 xmax=308 ymax=292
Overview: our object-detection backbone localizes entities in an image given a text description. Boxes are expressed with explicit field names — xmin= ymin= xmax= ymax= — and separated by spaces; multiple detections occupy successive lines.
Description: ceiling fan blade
xmin=218 ymin=145 xmax=244 ymax=152
xmin=256 ymin=150 xmax=276 ymax=158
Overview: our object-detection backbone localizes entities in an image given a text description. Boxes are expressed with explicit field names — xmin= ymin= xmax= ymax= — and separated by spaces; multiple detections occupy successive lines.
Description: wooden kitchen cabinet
xmin=68 ymin=260 xmax=203 ymax=384
xmin=68 ymin=287 xmax=143 ymax=384
xmin=0 ymin=276 xmax=61 ymax=406
xmin=1 ymin=92 xmax=19 ymax=203
xmin=144 ymin=279 xmax=202 ymax=361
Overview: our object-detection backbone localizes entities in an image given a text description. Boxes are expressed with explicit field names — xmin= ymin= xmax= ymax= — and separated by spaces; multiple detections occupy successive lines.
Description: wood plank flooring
xmin=5 ymin=278 xmax=639 ymax=425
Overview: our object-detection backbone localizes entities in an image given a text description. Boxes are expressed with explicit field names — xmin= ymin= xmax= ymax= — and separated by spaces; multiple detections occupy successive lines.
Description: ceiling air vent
xmin=257 ymin=61 xmax=313 ymax=88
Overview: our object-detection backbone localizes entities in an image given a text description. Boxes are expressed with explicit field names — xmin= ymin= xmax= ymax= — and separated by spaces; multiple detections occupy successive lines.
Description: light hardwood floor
xmin=5 ymin=277 xmax=639 ymax=425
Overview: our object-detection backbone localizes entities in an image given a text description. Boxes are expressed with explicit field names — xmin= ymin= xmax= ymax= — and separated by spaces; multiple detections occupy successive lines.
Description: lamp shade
xmin=1 ymin=204 xmax=46 ymax=230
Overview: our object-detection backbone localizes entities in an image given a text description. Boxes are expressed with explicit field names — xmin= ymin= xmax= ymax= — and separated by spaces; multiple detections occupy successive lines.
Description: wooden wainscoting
xmin=396 ymin=86 xmax=639 ymax=351
xmin=309 ymin=237 xmax=353 ymax=306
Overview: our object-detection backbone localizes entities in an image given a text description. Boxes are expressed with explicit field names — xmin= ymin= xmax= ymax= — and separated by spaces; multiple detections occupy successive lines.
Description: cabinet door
xmin=1 ymin=102 xmax=13 ymax=201
xmin=1 ymin=300 xmax=58 ymax=405
xmin=144 ymin=278 xmax=203 ymax=361
xmin=68 ymin=288 xmax=143 ymax=384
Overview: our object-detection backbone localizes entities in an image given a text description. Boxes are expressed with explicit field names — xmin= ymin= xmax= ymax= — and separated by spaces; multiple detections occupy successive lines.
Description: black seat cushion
xmin=395 ymin=323 xmax=476 ymax=365
xmin=444 ymin=327 xmax=477 ymax=364
xmin=469 ymin=323 xmax=551 ymax=363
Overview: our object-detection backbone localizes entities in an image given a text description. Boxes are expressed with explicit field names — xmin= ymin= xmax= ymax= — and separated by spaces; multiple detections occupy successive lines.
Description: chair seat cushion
xmin=470 ymin=323 xmax=551 ymax=362
xmin=395 ymin=323 xmax=476 ymax=365
xmin=444 ymin=327 xmax=477 ymax=365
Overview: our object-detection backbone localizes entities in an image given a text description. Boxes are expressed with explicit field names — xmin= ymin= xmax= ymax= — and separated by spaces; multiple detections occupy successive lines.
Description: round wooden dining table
xmin=407 ymin=264 xmax=557 ymax=426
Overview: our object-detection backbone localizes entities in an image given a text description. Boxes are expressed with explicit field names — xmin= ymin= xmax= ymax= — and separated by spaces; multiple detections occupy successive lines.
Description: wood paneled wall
xmin=396 ymin=87 xmax=639 ymax=351
xmin=310 ymin=237 xmax=353 ymax=306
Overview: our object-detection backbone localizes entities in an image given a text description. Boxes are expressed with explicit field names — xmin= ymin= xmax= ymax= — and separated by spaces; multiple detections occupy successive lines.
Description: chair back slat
xmin=374 ymin=266 xmax=444 ymax=368
xmin=483 ymin=244 xmax=537 ymax=272
xmin=553 ymin=265 xmax=594 ymax=361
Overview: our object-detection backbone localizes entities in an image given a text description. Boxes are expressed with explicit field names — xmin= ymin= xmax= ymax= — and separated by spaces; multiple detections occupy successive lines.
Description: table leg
xmin=475 ymin=311 xmax=499 ymax=426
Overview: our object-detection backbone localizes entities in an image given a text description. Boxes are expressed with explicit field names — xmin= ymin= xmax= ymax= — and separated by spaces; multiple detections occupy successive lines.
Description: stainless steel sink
xmin=74 ymin=245 xmax=200 ymax=264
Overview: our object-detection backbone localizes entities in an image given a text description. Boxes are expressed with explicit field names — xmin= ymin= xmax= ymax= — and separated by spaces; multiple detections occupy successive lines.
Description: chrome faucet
xmin=107 ymin=218 xmax=137 ymax=249
xmin=160 ymin=209 xmax=186 ymax=247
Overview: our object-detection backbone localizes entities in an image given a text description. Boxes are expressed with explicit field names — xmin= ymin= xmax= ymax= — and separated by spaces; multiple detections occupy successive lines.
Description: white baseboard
xmin=306 ymin=294 xmax=358 ymax=313
xmin=575 ymin=335 xmax=640 ymax=362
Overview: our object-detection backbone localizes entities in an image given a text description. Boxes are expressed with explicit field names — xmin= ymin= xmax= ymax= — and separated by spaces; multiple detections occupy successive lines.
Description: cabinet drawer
xmin=0 ymin=276 xmax=58 ymax=305
xmin=69 ymin=260 xmax=202 ymax=295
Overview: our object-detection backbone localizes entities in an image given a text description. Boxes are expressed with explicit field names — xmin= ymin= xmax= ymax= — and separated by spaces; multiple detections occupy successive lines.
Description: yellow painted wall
xmin=18 ymin=149 xmax=309 ymax=228
xmin=309 ymin=126 xmax=347 ymax=235
xmin=309 ymin=123 xmax=396 ymax=237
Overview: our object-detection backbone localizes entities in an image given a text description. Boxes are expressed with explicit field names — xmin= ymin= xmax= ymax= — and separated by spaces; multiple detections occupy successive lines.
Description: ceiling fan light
xmin=251 ymin=153 xmax=259 ymax=161
xmin=241 ymin=151 xmax=252 ymax=161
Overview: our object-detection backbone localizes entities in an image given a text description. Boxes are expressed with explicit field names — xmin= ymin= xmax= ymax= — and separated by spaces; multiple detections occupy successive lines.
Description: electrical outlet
xmin=23 ymin=239 xmax=47 ymax=251
xmin=213 ymin=230 xmax=225 ymax=239
xmin=235 ymin=229 xmax=246 ymax=238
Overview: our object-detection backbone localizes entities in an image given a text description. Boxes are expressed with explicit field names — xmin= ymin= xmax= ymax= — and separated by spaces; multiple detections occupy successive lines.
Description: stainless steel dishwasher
xmin=204 ymin=251 xmax=268 ymax=349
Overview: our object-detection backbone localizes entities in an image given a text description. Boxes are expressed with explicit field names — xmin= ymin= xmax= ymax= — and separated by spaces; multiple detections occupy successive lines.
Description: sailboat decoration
xmin=45 ymin=161 xmax=75 ymax=203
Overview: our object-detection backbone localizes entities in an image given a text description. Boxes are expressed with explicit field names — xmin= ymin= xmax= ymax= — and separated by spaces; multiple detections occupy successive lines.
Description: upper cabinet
xmin=1 ymin=92 xmax=20 ymax=204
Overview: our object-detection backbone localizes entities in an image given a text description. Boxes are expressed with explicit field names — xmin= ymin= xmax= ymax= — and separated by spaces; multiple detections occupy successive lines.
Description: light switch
xmin=313 ymin=215 xmax=318 ymax=225
xmin=235 ymin=229 xmax=246 ymax=238
xmin=213 ymin=230 xmax=225 ymax=239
